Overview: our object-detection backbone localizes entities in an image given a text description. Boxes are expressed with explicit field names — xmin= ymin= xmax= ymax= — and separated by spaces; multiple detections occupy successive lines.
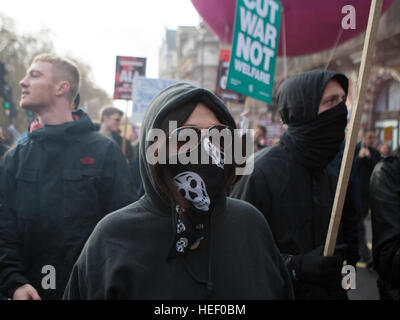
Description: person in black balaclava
xmin=63 ymin=83 xmax=294 ymax=299
xmin=231 ymin=70 xmax=356 ymax=300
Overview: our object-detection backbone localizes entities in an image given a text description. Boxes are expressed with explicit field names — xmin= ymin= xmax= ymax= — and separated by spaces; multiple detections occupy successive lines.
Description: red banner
xmin=215 ymin=49 xmax=245 ymax=103
xmin=113 ymin=56 xmax=146 ymax=100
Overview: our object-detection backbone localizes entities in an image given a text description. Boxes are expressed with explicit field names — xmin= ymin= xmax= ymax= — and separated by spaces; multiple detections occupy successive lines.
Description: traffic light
xmin=1 ymin=61 xmax=9 ymax=114
xmin=2 ymin=99 xmax=11 ymax=117
xmin=1 ymin=85 xmax=15 ymax=117
xmin=0 ymin=62 xmax=18 ymax=118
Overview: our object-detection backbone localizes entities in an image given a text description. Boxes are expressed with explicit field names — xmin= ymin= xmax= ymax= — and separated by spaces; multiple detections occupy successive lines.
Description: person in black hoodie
xmin=370 ymin=147 xmax=400 ymax=299
xmin=63 ymin=83 xmax=294 ymax=300
xmin=0 ymin=54 xmax=134 ymax=300
xmin=231 ymin=70 xmax=356 ymax=299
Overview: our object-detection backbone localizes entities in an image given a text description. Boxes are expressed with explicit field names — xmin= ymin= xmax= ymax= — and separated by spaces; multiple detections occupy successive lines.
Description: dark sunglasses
xmin=168 ymin=124 xmax=234 ymax=152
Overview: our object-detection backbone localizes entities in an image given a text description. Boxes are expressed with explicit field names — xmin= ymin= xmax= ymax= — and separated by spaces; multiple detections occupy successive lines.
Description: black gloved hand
xmin=340 ymin=243 xmax=360 ymax=267
xmin=287 ymin=245 xmax=345 ymax=287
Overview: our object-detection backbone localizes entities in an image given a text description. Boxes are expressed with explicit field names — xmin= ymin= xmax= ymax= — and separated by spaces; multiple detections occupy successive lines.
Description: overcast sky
xmin=1 ymin=0 xmax=200 ymax=98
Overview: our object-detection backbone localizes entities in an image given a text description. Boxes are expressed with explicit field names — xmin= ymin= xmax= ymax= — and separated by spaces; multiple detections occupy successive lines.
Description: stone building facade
xmin=159 ymin=2 xmax=400 ymax=149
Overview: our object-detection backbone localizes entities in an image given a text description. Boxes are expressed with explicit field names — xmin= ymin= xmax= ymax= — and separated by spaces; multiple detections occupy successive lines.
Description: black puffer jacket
xmin=63 ymin=83 xmax=294 ymax=300
xmin=370 ymin=155 xmax=400 ymax=298
xmin=0 ymin=110 xmax=134 ymax=299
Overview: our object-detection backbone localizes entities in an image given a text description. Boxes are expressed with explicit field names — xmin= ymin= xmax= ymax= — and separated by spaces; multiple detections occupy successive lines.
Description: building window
xmin=376 ymin=85 xmax=387 ymax=112
xmin=376 ymin=80 xmax=400 ymax=112
xmin=388 ymin=80 xmax=400 ymax=112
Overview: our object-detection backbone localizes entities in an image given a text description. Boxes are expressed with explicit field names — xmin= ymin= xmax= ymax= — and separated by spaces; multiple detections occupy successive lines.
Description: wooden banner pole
xmin=244 ymin=96 xmax=250 ymax=112
xmin=324 ymin=0 xmax=383 ymax=256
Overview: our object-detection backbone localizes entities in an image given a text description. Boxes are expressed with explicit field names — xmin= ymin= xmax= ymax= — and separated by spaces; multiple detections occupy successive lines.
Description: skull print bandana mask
xmin=168 ymin=136 xmax=226 ymax=213
xmin=166 ymin=137 xmax=226 ymax=258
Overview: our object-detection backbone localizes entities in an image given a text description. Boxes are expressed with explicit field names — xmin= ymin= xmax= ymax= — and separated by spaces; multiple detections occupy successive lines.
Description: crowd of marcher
xmin=0 ymin=54 xmax=399 ymax=300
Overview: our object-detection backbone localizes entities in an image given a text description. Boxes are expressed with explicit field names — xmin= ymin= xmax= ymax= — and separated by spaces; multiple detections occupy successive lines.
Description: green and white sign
xmin=227 ymin=0 xmax=281 ymax=103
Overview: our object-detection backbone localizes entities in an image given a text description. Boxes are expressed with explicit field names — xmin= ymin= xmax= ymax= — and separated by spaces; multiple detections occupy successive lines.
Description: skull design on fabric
xmin=177 ymin=219 xmax=186 ymax=234
xmin=173 ymin=171 xmax=211 ymax=211
xmin=176 ymin=237 xmax=188 ymax=253
xmin=203 ymin=137 xmax=224 ymax=169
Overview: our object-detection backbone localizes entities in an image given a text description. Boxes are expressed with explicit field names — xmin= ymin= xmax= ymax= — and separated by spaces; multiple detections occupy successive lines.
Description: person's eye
xmin=327 ymin=96 xmax=342 ymax=105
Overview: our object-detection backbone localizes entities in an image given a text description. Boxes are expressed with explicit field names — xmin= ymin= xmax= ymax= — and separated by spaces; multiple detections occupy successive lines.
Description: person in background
xmin=99 ymin=107 xmax=142 ymax=201
xmin=254 ymin=124 xmax=267 ymax=152
xmin=355 ymin=129 xmax=381 ymax=265
xmin=370 ymin=147 xmax=400 ymax=299
xmin=99 ymin=107 xmax=133 ymax=162
xmin=0 ymin=54 xmax=134 ymax=300
xmin=378 ymin=143 xmax=392 ymax=158
xmin=63 ymin=83 xmax=294 ymax=300
xmin=99 ymin=107 xmax=123 ymax=139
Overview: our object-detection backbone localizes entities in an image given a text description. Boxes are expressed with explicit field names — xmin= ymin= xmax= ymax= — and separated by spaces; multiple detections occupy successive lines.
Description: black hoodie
xmin=0 ymin=110 xmax=134 ymax=299
xmin=231 ymin=71 xmax=356 ymax=299
xmin=63 ymin=83 xmax=294 ymax=300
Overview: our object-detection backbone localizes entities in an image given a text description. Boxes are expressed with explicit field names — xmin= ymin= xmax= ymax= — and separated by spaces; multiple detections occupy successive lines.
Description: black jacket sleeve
xmin=0 ymin=151 xmax=31 ymax=298
xmin=370 ymin=157 xmax=400 ymax=287
xmin=355 ymin=145 xmax=381 ymax=172
xmin=99 ymin=142 xmax=135 ymax=214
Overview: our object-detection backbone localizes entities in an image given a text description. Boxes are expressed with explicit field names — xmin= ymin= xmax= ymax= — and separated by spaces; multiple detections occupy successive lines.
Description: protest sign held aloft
xmin=216 ymin=49 xmax=246 ymax=104
xmin=131 ymin=77 xmax=180 ymax=125
xmin=113 ymin=56 xmax=146 ymax=100
xmin=227 ymin=0 xmax=281 ymax=103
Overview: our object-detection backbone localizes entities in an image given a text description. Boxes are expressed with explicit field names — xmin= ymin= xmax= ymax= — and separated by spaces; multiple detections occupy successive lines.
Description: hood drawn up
xmin=277 ymin=70 xmax=348 ymax=125
xmin=139 ymin=82 xmax=236 ymax=211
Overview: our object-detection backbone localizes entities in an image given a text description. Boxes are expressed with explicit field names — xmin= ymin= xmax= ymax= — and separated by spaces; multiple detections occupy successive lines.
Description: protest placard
xmin=227 ymin=0 xmax=281 ymax=103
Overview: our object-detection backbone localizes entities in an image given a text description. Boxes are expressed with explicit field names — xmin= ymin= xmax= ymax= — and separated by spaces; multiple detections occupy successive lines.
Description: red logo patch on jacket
xmin=80 ymin=157 xmax=95 ymax=165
